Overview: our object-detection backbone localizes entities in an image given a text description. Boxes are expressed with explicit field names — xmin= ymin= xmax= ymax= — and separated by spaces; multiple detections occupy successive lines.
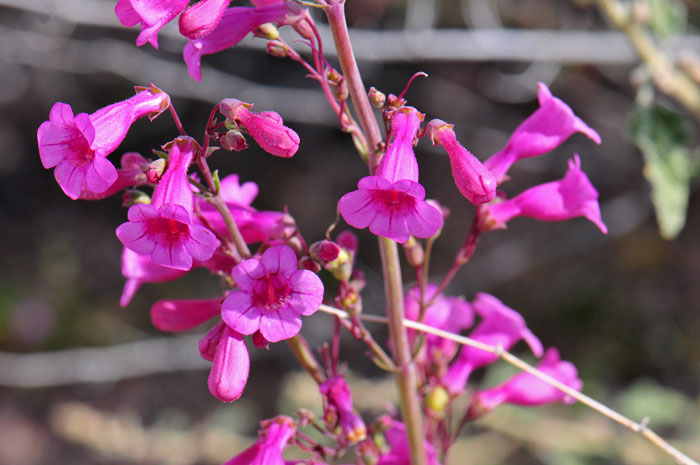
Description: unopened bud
xmin=333 ymin=77 xmax=348 ymax=101
xmin=253 ymin=22 xmax=279 ymax=40
xmin=310 ymin=240 xmax=340 ymax=263
xmin=402 ymin=236 xmax=424 ymax=267
xmin=292 ymin=18 xmax=314 ymax=40
xmin=266 ymin=40 xmax=288 ymax=58
xmin=368 ymin=87 xmax=386 ymax=108
xmin=425 ymin=385 xmax=450 ymax=418
xmin=299 ymin=256 xmax=321 ymax=273
xmin=337 ymin=230 xmax=358 ymax=254
xmin=146 ymin=158 xmax=166 ymax=183
xmin=221 ymin=129 xmax=248 ymax=151
xmin=122 ymin=189 xmax=151 ymax=207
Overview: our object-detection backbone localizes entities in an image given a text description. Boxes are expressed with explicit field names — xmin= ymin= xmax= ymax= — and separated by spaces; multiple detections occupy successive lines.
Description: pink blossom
xmin=200 ymin=322 xmax=250 ymax=402
xmin=222 ymin=245 xmax=323 ymax=342
xmin=150 ymin=297 xmax=222 ymax=332
xmin=183 ymin=4 xmax=294 ymax=81
xmin=119 ymin=247 xmax=187 ymax=307
xmin=178 ymin=0 xmax=231 ymax=39
xmin=377 ymin=419 xmax=442 ymax=465
xmin=481 ymin=155 xmax=608 ymax=233
xmin=37 ymin=86 xmax=170 ymax=200
xmin=470 ymin=348 xmax=582 ymax=416
xmin=115 ymin=0 xmax=189 ymax=49
xmin=116 ymin=137 xmax=220 ymax=270
xmin=338 ymin=108 xmax=442 ymax=243
xmin=485 ymin=82 xmax=601 ymax=182
xmin=320 ymin=375 xmax=367 ymax=443
xmin=219 ymin=99 xmax=300 ymax=158
xmin=427 ymin=119 xmax=496 ymax=205
xmin=442 ymin=293 xmax=543 ymax=395
xmin=78 ymin=152 xmax=148 ymax=200
xmin=223 ymin=415 xmax=297 ymax=465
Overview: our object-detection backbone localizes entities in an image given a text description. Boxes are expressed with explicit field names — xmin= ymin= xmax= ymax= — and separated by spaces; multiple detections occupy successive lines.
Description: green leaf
xmin=630 ymin=103 xmax=697 ymax=239
xmin=647 ymin=0 xmax=687 ymax=38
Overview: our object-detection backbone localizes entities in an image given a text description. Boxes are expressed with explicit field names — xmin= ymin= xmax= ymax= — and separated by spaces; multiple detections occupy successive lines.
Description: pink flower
xmin=183 ymin=4 xmax=295 ymax=81
xmin=219 ymin=99 xmax=300 ymax=158
xmin=223 ymin=415 xmax=297 ymax=465
xmin=377 ymin=419 xmax=442 ymax=465
xmin=78 ymin=152 xmax=148 ymax=200
xmin=200 ymin=322 xmax=250 ymax=402
xmin=442 ymin=293 xmax=543 ymax=395
xmin=119 ymin=247 xmax=187 ymax=306
xmin=222 ymin=245 xmax=323 ymax=342
xmin=469 ymin=348 xmax=582 ymax=416
xmin=338 ymin=107 xmax=442 ymax=243
xmin=319 ymin=375 xmax=367 ymax=443
xmin=481 ymin=155 xmax=608 ymax=233
xmin=37 ymin=85 xmax=170 ymax=200
xmin=485 ymin=82 xmax=600 ymax=183
xmin=116 ymin=137 xmax=220 ymax=270
xmin=178 ymin=0 xmax=231 ymax=39
xmin=150 ymin=297 xmax=222 ymax=332
xmin=427 ymin=119 xmax=496 ymax=205
xmin=115 ymin=0 xmax=189 ymax=49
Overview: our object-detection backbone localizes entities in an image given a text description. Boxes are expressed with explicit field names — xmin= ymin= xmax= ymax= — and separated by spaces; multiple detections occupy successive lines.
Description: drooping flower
xmin=219 ymin=99 xmax=300 ymax=158
xmin=200 ymin=322 xmax=250 ymax=402
xmin=116 ymin=137 xmax=220 ymax=270
xmin=115 ymin=0 xmax=189 ymax=49
xmin=222 ymin=415 xmax=297 ymax=465
xmin=222 ymin=245 xmax=323 ymax=342
xmin=442 ymin=293 xmax=543 ymax=395
xmin=469 ymin=348 xmax=582 ymax=418
xmin=480 ymin=155 xmax=608 ymax=233
xmin=338 ymin=107 xmax=443 ymax=243
xmin=150 ymin=297 xmax=222 ymax=332
xmin=78 ymin=152 xmax=148 ymax=200
xmin=37 ymin=85 xmax=170 ymax=200
xmin=319 ymin=375 xmax=367 ymax=444
xmin=376 ymin=419 xmax=442 ymax=465
xmin=183 ymin=3 xmax=296 ymax=81
xmin=485 ymin=82 xmax=601 ymax=183
xmin=178 ymin=0 xmax=231 ymax=39
xmin=426 ymin=119 xmax=496 ymax=205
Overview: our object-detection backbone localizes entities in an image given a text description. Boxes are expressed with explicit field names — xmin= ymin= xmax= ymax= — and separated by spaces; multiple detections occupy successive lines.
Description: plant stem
xmin=325 ymin=3 xmax=427 ymax=464
xmin=287 ymin=334 xmax=325 ymax=385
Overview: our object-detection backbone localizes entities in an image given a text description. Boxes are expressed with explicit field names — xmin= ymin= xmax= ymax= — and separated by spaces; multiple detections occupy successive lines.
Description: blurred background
xmin=0 ymin=0 xmax=699 ymax=464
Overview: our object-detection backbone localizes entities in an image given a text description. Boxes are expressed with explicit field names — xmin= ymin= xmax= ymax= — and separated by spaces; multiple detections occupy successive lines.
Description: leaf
xmin=630 ymin=103 xmax=698 ymax=239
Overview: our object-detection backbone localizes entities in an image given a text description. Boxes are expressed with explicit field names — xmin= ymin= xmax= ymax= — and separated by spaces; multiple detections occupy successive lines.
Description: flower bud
xmin=146 ymin=158 xmax=167 ymax=183
xmin=253 ymin=22 xmax=279 ymax=40
xmin=310 ymin=240 xmax=340 ymax=263
xmin=266 ymin=39 xmax=288 ymax=58
xmin=299 ymin=256 xmax=321 ymax=273
xmin=402 ymin=236 xmax=424 ymax=267
xmin=292 ymin=17 xmax=314 ymax=40
xmin=336 ymin=230 xmax=358 ymax=254
xmin=122 ymin=189 xmax=151 ymax=207
xmin=221 ymin=129 xmax=248 ymax=151
xmin=368 ymin=87 xmax=386 ymax=108
xmin=425 ymin=385 xmax=450 ymax=419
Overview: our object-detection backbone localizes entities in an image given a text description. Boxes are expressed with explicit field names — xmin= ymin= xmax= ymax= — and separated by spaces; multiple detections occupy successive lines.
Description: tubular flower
xmin=442 ymin=293 xmax=543 ymax=395
xmin=219 ymin=99 xmax=300 ymax=158
xmin=338 ymin=107 xmax=443 ymax=243
xmin=481 ymin=155 xmax=608 ymax=233
xmin=376 ymin=419 xmax=442 ymax=465
xmin=469 ymin=348 xmax=582 ymax=417
xmin=37 ymin=85 xmax=170 ymax=200
xmin=119 ymin=247 xmax=187 ymax=307
xmin=116 ymin=137 xmax=220 ymax=270
xmin=150 ymin=297 xmax=222 ymax=332
xmin=222 ymin=245 xmax=323 ymax=342
xmin=485 ymin=82 xmax=601 ymax=183
xmin=79 ymin=152 xmax=148 ymax=200
xmin=200 ymin=322 xmax=250 ymax=402
xmin=178 ymin=0 xmax=230 ymax=39
xmin=115 ymin=0 xmax=189 ymax=49
xmin=426 ymin=119 xmax=496 ymax=205
xmin=222 ymin=416 xmax=297 ymax=465
xmin=183 ymin=3 xmax=296 ymax=81
xmin=319 ymin=375 xmax=367 ymax=444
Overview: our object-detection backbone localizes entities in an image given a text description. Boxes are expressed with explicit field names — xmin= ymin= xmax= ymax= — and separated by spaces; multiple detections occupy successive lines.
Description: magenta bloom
xmin=485 ymin=82 xmax=601 ymax=182
xmin=320 ymin=375 xmax=367 ymax=443
xmin=116 ymin=137 xmax=220 ymax=270
xmin=119 ymin=247 xmax=187 ymax=307
xmin=183 ymin=4 xmax=294 ymax=81
xmin=481 ymin=155 xmax=608 ymax=233
xmin=115 ymin=0 xmax=189 ymax=48
xmin=442 ymin=293 xmax=543 ymax=395
xmin=219 ymin=99 xmax=300 ymax=158
xmin=470 ymin=348 xmax=582 ymax=416
xmin=178 ymin=0 xmax=230 ymax=39
xmin=222 ymin=245 xmax=323 ymax=342
xmin=338 ymin=107 xmax=443 ymax=243
xmin=377 ymin=419 xmax=442 ymax=465
xmin=37 ymin=86 xmax=170 ymax=200
xmin=200 ymin=322 xmax=250 ymax=402
xmin=78 ymin=152 xmax=148 ymax=200
xmin=223 ymin=416 xmax=297 ymax=465
xmin=427 ymin=119 xmax=496 ymax=205
xmin=150 ymin=297 xmax=222 ymax=332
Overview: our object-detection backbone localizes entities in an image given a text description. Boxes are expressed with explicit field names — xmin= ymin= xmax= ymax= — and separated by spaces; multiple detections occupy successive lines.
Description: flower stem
xmin=287 ymin=334 xmax=325 ymax=385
